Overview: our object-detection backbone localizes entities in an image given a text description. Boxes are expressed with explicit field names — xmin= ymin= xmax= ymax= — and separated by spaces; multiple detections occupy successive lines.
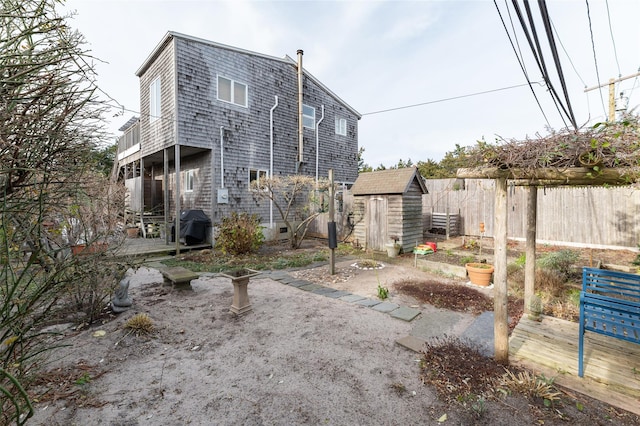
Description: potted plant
xmin=465 ymin=262 xmax=494 ymax=286
xmin=385 ymin=236 xmax=401 ymax=258
xmin=126 ymin=224 xmax=139 ymax=238
xmin=219 ymin=268 xmax=261 ymax=315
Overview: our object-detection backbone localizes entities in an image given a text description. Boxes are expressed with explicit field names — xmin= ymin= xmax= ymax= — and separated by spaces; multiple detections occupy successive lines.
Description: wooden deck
xmin=112 ymin=237 xmax=211 ymax=258
xmin=509 ymin=315 xmax=640 ymax=415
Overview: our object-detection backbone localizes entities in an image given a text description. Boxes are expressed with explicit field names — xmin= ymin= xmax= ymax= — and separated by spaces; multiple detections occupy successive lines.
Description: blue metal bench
xmin=579 ymin=267 xmax=640 ymax=377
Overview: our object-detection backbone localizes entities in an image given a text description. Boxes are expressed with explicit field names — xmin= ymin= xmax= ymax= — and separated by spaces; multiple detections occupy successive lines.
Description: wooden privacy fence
xmin=423 ymin=178 xmax=640 ymax=250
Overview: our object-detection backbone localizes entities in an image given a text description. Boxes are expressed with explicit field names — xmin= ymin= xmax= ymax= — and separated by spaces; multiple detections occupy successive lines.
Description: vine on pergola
xmin=459 ymin=114 xmax=640 ymax=185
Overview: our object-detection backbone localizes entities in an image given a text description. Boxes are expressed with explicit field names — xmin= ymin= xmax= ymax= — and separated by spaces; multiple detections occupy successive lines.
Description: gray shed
xmin=351 ymin=167 xmax=428 ymax=252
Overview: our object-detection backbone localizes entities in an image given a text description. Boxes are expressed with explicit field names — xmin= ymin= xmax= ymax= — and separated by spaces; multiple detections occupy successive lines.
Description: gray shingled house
xmin=351 ymin=167 xmax=428 ymax=252
xmin=116 ymin=31 xmax=360 ymax=242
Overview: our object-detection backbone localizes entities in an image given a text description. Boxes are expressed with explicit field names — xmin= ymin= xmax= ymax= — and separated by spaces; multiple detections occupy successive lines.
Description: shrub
xmin=62 ymin=259 xmax=129 ymax=324
xmin=537 ymin=250 xmax=579 ymax=280
xmin=124 ymin=313 xmax=154 ymax=336
xmin=214 ymin=212 xmax=264 ymax=255
xmin=534 ymin=268 xmax=566 ymax=297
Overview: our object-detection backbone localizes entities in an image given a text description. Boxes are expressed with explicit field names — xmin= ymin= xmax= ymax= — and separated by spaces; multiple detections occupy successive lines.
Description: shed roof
xmin=351 ymin=167 xmax=428 ymax=195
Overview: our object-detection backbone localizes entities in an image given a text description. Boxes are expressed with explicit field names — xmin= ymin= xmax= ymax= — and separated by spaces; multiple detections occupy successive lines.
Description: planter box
xmin=71 ymin=242 xmax=108 ymax=255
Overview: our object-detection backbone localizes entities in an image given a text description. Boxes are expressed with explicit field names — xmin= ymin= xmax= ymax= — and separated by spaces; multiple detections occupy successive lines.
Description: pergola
xmin=455 ymin=118 xmax=639 ymax=364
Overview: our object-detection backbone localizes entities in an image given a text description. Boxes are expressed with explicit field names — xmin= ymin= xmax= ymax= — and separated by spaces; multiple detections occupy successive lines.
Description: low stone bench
xmin=160 ymin=266 xmax=199 ymax=289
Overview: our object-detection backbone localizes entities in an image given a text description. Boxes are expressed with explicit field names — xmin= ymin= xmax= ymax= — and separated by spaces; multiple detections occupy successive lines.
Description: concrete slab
xmin=276 ymin=276 xmax=298 ymax=284
xmin=323 ymin=290 xmax=352 ymax=299
xmin=311 ymin=286 xmax=339 ymax=295
xmin=298 ymin=283 xmax=324 ymax=292
xmin=410 ymin=309 xmax=474 ymax=340
xmin=355 ymin=298 xmax=382 ymax=308
xmin=390 ymin=306 xmax=421 ymax=322
xmin=460 ymin=311 xmax=494 ymax=357
xmin=396 ymin=335 xmax=427 ymax=353
xmin=339 ymin=294 xmax=366 ymax=303
xmin=288 ymin=280 xmax=314 ymax=288
xmin=266 ymin=271 xmax=291 ymax=280
xmin=371 ymin=301 xmax=399 ymax=313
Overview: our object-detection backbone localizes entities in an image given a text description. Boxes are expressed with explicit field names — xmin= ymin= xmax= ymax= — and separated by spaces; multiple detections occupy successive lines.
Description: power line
xmin=627 ymin=66 xmax=640 ymax=100
xmin=494 ymin=0 xmax=551 ymax=127
xmin=360 ymin=81 xmax=543 ymax=116
xmin=585 ymin=0 xmax=608 ymax=118
xmin=550 ymin=18 xmax=587 ymax=88
xmin=511 ymin=0 xmax=569 ymax=129
xmin=538 ymin=0 xmax=578 ymax=129
xmin=604 ymin=0 xmax=622 ymax=77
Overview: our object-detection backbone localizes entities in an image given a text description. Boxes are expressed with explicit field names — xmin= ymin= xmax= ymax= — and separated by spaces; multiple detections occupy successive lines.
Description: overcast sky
xmin=62 ymin=0 xmax=640 ymax=167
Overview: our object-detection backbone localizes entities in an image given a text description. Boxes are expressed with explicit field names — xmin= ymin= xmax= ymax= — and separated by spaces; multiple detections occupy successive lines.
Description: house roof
xmin=118 ymin=116 xmax=139 ymax=132
xmin=351 ymin=167 xmax=428 ymax=195
xmin=136 ymin=31 xmax=361 ymax=119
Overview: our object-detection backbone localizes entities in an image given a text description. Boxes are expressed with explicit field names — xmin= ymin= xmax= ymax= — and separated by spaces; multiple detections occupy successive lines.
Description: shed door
xmin=366 ymin=196 xmax=387 ymax=251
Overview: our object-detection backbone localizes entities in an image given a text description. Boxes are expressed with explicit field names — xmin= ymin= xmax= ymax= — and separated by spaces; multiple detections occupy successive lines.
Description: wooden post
xmin=583 ymin=71 xmax=640 ymax=122
xmin=608 ymin=78 xmax=615 ymax=122
xmin=524 ymin=186 xmax=537 ymax=315
xmin=494 ymin=178 xmax=509 ymax=364
xmin=140 ymin=157 xmax=146 ymax=238
xmin=175 ymin=144 xmax=181 ymax=255
xmin=164 ymin=148 xmax=170 ymax=244
xmin=328 ymin=169 xmax=335 ymax=275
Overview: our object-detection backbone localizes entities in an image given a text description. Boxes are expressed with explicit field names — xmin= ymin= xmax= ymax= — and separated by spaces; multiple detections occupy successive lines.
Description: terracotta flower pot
xmin=465 ymin=263 xmax=494 ymax=287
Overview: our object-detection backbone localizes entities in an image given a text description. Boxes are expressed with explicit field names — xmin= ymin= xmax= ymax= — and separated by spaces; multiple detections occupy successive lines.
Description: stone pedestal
xmin=220 ymin=269 xmax=260 ymax=316
xmin=230 ymin=276 xmax=252 ymax=315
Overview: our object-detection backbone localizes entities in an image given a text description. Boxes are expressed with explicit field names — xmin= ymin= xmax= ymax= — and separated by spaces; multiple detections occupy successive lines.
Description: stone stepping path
xmin=396 ymin=309 xmax=494 ymax=355
xmin=264 ymin=271 xmax=421 ymax=323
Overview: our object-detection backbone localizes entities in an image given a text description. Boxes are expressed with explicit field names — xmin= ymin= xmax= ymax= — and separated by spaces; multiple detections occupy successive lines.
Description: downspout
xmin=173 ymin=38 xmax=180 ymax=254
xmin=269 ymin=95 xmax=279 ymax=228
xmin=220 ymin=126 xmax=224 ymax=188
xmin=315 ymin=105 xmax=324 ymax=184
xmin=297 ymin=49 xmax=304 ymax=170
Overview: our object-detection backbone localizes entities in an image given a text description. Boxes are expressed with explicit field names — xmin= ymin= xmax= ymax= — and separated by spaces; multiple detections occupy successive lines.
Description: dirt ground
xmin=25 ymin=241 xmax=640 ymax=425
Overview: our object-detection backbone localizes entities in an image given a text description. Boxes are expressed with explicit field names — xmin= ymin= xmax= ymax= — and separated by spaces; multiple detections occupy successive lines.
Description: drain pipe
xmin=269 ymin=95 xmax=279 ymax=228
xmin=297 ymin=49 xmax=304 ymax=169
xmin=315 ymin=104 xmax=324 ymax=184
xmin=220 ymin=126 xmax=225 ymax=188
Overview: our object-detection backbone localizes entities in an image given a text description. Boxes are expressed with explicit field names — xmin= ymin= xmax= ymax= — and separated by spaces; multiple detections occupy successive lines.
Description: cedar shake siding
xmin=120 ymin=31 xmax=360 ymax=239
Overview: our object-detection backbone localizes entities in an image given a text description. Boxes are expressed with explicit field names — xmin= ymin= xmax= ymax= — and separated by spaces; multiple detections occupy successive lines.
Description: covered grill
xmin=172 ymin=209 xmax=211 ymax=245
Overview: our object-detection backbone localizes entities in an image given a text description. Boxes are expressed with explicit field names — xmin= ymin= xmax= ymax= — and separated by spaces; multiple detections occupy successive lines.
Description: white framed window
xmin=335 ymin=117 xmax=347 ymax=136
xmin=149 ymin=77 xmax=161 ymax=123
xmin=303 ymin=104 xmax=315 ymax=129
xmin=217 ymin=75 xmax=248 ymax=107
xmin=249 ymin=169 xmax=268 ymax=190
xmin=185 ymin=170 xmax=194 ymax=192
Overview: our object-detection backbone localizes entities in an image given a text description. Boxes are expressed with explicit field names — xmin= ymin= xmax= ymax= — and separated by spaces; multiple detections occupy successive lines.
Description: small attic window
xmin=149 ymin=77 xmax=161 ymax=122
xmin=303 ymin=104 xmax=315 ymax=129
xmin=335 ymin=117 xmax=346 ymax=136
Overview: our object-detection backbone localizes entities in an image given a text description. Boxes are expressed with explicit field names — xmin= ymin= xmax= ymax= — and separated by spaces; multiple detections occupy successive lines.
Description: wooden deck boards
xmin=113 ymin=238 xmax=211 ymax=257
xmin=509 ymin=315 xmax=640 ymax=415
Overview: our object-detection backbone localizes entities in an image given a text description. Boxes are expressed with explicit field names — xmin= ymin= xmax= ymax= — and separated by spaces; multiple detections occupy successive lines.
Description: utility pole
xmin=584 ymin=71 xmax=640 ymax=121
